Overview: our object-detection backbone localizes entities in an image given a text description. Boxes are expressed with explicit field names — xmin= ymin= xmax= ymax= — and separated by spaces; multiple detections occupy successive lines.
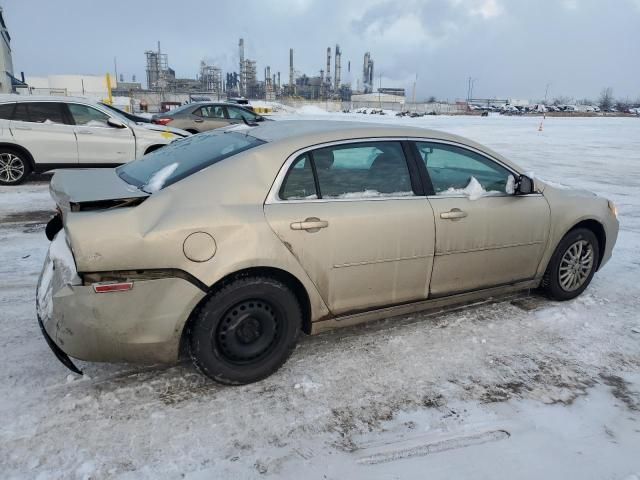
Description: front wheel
xmin=0 ymin=149 xmax=31 ymax=185
xmin=541 ymin=228 xmax=600 ymax=300
xmin=189 ymin=276 xmax=302 ymax=385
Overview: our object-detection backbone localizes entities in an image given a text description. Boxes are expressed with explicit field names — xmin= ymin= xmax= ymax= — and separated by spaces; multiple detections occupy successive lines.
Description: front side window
xmin=68 ymin=104 xmax=110 ymax=127
xmin=13 ymin=102 xmax=66 ymax=124
xmin=279 ymin=142 xmax=414 ymax=200
xmin=226 ymin=106 xmax=257 ymax=121
xmin=117 ymin=131 xmax=265 ymax=192
xmin=416 ymin=142 xmax=514 ymax=195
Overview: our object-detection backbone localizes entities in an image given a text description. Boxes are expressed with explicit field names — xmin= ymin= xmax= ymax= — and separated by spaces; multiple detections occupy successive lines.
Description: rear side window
xmin=11 ymin=102 xmax=66 ymax=124
xmin=279 ymin=154 xmax=317 ymax=200
xmin=280 ymin=142 xmax=414 ymax=200
xmin=117 ymin=131 xmax=265 ymax=192
xmin=0 ymin=103 xmax=15 ymax=119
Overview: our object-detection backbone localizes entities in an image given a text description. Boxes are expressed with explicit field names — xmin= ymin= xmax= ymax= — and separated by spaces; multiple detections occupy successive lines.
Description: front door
xmin=9 ymin=102 xmax=78 ymax=165
xmin=66 ymin=103 xmax=135 ymax=164
xmin=414 ymin=141 xmax=550 ymax=296
xmin=265 ymin=141 xmax=436 ymax=315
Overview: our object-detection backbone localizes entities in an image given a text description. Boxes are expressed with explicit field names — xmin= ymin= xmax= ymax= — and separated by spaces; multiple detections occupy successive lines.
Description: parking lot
xmin=1 ymin=114 xmax=639 ymax=479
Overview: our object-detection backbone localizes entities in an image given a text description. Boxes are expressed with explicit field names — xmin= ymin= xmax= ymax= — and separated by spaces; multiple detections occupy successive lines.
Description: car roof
xmin=242 ymin=120 xmax=520 ymax=172
xmin=0 ymin=94 xmax=102 ymax=105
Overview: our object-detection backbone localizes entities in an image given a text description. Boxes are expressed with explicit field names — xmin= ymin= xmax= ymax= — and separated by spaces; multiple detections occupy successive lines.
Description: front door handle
xmin=12 ymin=125 xmax=32 ymax=131
xmin=440 ymin=209 xmax=467 ymax=220
xmin=76 ymin=129 xmax=93 ymax=135
xmin=290 ymin=217 xmax=328 ymax=232
xmin=194 ymin=118 xmax=204 ymax=123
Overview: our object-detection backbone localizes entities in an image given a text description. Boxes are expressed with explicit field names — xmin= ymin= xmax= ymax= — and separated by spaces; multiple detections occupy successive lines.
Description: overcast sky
xmin=3 ymin=0 xmax=640 ymax=101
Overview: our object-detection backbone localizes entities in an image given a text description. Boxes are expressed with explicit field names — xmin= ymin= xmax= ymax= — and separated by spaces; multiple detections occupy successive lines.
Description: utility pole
xmin=411 ymin=73 xmax=417 ymax=113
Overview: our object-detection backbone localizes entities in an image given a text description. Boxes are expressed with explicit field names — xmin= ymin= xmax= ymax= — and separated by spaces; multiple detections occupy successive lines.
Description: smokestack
xmin=334 ymin=44 xmax=341 ymax=90
xmin=289 ymin=48 xmax=295 ymax=96
xmin=277 ymin=71 xmax=281 ymax=90
xmin=239 ymin=38 xmax=245 ymax=96
xmin=326 ymin=47 xmax=331 ymax=89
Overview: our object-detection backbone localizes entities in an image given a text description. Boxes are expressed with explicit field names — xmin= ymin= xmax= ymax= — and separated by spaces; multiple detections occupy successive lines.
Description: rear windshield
xmin=117 ymin=131 xmax=265 ymax=193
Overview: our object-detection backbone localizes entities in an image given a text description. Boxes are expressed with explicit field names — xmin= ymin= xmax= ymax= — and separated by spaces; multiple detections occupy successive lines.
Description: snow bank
xmin=144 ymin=163 xmax=178 ymax=193
xmin=296 ymin=105 xmax=330 ymax=115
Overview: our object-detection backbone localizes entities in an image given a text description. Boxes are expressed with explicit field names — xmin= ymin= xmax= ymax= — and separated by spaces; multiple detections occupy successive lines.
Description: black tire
xmin=541 ymin=228 xmax=600 ymax=301
xmin=189 ymin=276 xmax=302 ymax=385
xmin=0 ymin=148 xmax=31 ymax=185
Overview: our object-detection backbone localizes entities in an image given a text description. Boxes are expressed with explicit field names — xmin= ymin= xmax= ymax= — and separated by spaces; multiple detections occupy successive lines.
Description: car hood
xmin=50 ymin=169 xmax=149 ymax=213
xmin=138 ymin=123 xmax=191 ymax=137
xmin=535 ymin=177 xmax=598 ymax=198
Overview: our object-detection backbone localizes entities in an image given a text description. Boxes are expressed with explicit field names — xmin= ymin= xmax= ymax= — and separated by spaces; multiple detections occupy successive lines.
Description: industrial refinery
xmin=127 ymin=38 xmax=380 ymax=102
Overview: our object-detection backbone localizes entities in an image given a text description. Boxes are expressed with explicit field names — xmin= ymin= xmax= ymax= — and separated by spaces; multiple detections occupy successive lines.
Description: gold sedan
xmin=36 ymin=121 xmax=619 ymax=384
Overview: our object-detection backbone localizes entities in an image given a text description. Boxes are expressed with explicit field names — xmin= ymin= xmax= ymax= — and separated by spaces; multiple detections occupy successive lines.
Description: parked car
xmin=0 ymin=96 xmax=190 ymax=185
xmin=37 ymin=121 xmax=619 ymax=384
xmin=99 ymin=102 xmax=152 ymax=123
xmin=152 ymin=102 xmax=266 ymax=133
xmin=227 ymin=97 xmax=255 ymax=112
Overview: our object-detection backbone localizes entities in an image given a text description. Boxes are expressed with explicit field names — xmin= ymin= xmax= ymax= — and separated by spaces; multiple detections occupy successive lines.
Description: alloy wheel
xmin=0 ymin=153 xmax=26 ymax=184
xmin=558 ymin=239 xmax=594 ymax=292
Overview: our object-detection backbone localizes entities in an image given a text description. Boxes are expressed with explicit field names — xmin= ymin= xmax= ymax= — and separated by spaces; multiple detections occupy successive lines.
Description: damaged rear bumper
xmin=36 ymin=233 xmax=206 ymax=368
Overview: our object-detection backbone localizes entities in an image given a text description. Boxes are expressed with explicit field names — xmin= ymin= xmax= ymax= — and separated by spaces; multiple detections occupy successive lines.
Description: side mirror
xmin=516 ymin=175 xmax=534 ymax=195
xmin=107 ymin=117 xmax=126 ymax=128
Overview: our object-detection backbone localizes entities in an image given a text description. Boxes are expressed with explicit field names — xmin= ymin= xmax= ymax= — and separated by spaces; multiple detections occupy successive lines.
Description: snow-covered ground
xmin=1 ymin=113 xmax=639 ymax=479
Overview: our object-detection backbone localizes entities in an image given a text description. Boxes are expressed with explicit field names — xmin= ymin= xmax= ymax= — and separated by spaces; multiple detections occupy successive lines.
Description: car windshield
xmin=116 ymin=131 xmax=265 ymax=193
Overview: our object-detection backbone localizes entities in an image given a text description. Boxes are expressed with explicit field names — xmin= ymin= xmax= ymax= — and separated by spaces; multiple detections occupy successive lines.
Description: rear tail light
xmin=153 ymin=118 xmax=173 ymax=126
xmin=93 ymin=282 xmax=133 ymax=293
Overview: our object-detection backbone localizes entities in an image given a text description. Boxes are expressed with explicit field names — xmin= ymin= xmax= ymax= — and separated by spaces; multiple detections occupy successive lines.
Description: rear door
xmin=66 ymin=103 xmax=135 ymax=164
xmin=264 ymin=140 xmax=436 ymax=315
xmin=9 ymin=102 xmax=78 ymax=165
xmin=414 ymin=141 xmax=550 ymax=296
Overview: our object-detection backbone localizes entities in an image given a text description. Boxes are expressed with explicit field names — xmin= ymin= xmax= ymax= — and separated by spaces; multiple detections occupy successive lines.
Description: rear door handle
xmin=194 ymin=118 xmax=204 ymax=123
xmin=76 ymin=129 xmax=93 ymax=135
xmin=290 ymin=217 xmax=328 ymax=232
xmin=440 ymin=209 xmax=467 ymax=220
xmin=12 ymin=125 xmax=32 ymax=131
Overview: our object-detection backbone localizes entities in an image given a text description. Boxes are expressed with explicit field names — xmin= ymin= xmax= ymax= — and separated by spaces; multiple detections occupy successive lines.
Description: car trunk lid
xmin=50 ymin=169 xmax=149 ymax=213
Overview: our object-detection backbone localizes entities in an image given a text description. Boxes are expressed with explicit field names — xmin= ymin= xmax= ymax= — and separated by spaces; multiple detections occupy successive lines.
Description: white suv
xmin=0 ymin=96 xmax=190 ymax=185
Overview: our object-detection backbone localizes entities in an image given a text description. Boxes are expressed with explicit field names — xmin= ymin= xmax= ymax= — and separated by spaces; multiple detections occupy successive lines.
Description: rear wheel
xmin=189 ymin=276 xmax=302 ymax=385
xmin=0 ymin=149 xmax=31 ymax=185
xmin=541 ymin=228 xmax=599 ymax=300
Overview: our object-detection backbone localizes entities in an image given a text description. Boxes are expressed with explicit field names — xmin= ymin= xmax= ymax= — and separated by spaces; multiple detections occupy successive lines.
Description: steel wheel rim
xmin=558 ymin=239 xmax=594 ymax=292
xmin=215 ymin=299 xmax=281 ymax=365
xmin=0 ymin=153 xmax=25 ymax=183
